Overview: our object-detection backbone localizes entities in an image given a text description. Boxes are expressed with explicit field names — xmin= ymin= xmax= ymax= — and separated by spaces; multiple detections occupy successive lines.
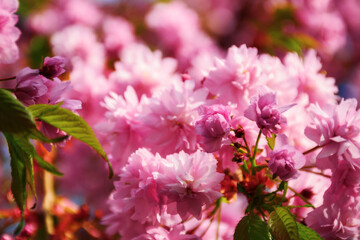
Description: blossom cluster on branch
xmin=0 ymin=0 xmax=360 ymax=239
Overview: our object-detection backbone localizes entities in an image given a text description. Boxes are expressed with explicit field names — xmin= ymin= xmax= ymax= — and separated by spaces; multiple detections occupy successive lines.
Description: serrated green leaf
xmin=266 ymin=134 xmax=276 ymax=150
xmin=27 ymin=103 xmax=61 ymax=118
xmin=14 ymin=136 xmax=63 ymax=176
xmin=297 ymin=223 xmax=323 ymax=240
xmin=28 ymin=104 xmax=113 ymax=178
xmin=268 ymin=207 xmax=299 ymax=240
xmin=234 ymin=213 xmax=271 ymax=240
xmin=0 ymin=89 xmax=36 ymax=134
xmin=4 ymin=133 xmax=27 ymax=235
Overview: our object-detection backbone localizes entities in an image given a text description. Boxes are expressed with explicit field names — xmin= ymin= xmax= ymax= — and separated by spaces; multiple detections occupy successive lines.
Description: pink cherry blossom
xmin=15 ymin=68 xmax=48 ymax=106
xmin=187 ymin=50 xmax=222 ymax=88
xmin=109 ymin=43 xmax=180 ymax=97
xmin=159 ymin=150 xmax=224 ymax=220
xmin=284 ymin=50 xmax=338 ymax=107
xmin=98 ymin=86 xmax=147 ymax=172
xmin=51 ymin=24 xmax=105 ymax=70
xmin=39 ymin=56 xmax=66 ymax=79
xmin=258 ymin=54 xmax=298 ymax=106
xmin=0 ymin=0 xmax=20 ymax=64
xmin=133 ymin=225 xmax=200 ymax=240
xmin=305 ymin=99 xmax=360 ymax=169
xmin=204 ymin=44 xmax=260 ymax=108
xmin=326 ymin=160 xmax=360 ymax=193
xmin=102 ymin=196 xmax=150 ymax=238
xmin=268 ymin=134 xmax=305 ymax=181
xmin=305 ymin=159 xmax=360 ymax=239
xmin=14 ymin=57 xmax=81 ymax=110
xmin=66 ymin=61 xmax=111 ymax=127
xmin=306 ymin=202 xmax=360 ymax=240
xmin=283 ymin=95 xmax=316 ymax=154
xmin=28 ymin=7 xmax=64 ymax=35
xmin=292 ymin=0 xmax=346 ymax=56
xmin=139 ymin=80 xmax=208 ymax=156
xmin=244 ymin=87 xmax=295 ymax=137
xmin=195 ymin=104 xmax=232 ymax=153
xmin=62 ymin=0 xmax=103 ymax=27
xmin=102 ymin=16 xmax=135 ymax=53
xmin=112 ymin=148 xmax=164 ymax=224
xmin=145 ymin=1 xmax=215 ymax=69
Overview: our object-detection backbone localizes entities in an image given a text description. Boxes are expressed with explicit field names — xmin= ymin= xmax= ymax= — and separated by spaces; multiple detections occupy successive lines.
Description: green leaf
xmin=28 ymin=104 xmax=113 ymax=178
xmin=266 ymin=134 xmax=276 ymax=150
xmin=234 ymin=213 xmax=271 ymax=240
xmin=297 ymin=223 xmax=323 ymax=240
xmin=24 ymin=150 xmax=37 ymax=206
xmin=18 ymin=0 xmax=49 ymax=17
xmin=0 ymin=89 xmax=36 ymax=134
xmin=28 ymin=102 xmax=61 ymax=118
xmin=268 ymin=207 xmax=299 ymax=240
xmin=14 ymin=136 xmax=63 ymax=176
xmin=26 ymin=35 xmax=51 ymax=68
xmin=4 ymin=133 xmax=27 ymax=235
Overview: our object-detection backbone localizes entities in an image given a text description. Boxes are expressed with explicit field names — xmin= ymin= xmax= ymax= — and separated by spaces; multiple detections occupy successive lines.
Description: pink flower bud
xmin=244 ymin=87 xmax=295 ymax=137
xmin=195 ymin=104 xmax=231 ymax=152
xmin=39 ymin=56 xmax=66 ymax=79
xmin=15 ymin=67 xmax=47 ymax=106
xmin=268 ymin=134 xmax=305 ymax=181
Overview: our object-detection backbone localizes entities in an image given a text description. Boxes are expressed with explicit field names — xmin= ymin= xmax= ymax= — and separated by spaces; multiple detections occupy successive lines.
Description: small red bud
xmin=235 ymin=128 xmax=245 ymax=138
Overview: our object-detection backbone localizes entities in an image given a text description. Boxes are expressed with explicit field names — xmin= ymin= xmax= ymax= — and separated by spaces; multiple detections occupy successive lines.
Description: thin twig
xmin=300 ymin=169 xmax=331 ymax=178
xmin=288 ymin=186 xmax=315 ymax=209
xmin=302 ymin=145 xmax=321 ymax=155
xmin=0 ymin=76 xmax=16 ymax=81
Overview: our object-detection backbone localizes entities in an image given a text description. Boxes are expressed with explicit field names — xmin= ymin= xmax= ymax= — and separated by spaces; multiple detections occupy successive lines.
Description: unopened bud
xmin=300 ymin=188 xmax=314 ymax=199
xmin=235 ymin=128 xmax=245 ymax=138
xmin=232 ymin=153 xmax=243 ymax=163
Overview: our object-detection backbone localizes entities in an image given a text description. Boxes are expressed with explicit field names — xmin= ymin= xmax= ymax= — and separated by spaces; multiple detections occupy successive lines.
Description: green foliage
xmin=28 ymin=104 xmax=113 ymax=178
xmin=4 ymin=133 xmax=28 ymax=235
xmin=234 ymin=214 xmax=271 ymax=240
xmin=268 ymin=207 xmax=299 ymax=240
xmin=266 ymin=134 xmax=276 ymax=150
xmin=0 ymin=93 xmax=111 ymax=234
xmin=18 ymin=0 xmax=50 ymax=16
xmin=27 ymin=36 xmax=52 ymax=69
xmin=14 ymin=136 xmax=63 ymax=176
xmin=0 ymin=89 xmax=36 ymax=134
xmin=0 ymin=90 xmax=65 ymax=142
xmin=297 ymin=223 xmax=323 ymax=240
xmin=273 ymin=6 xmax=296 ymax=23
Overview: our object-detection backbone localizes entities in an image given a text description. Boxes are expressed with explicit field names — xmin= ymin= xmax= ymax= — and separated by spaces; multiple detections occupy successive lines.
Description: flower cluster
xmin=0 ymin=0 xmax=20 ymax=64
xmin=103 ymin=149 xmax=223 ymax=238
xmin=1 ymin=0 xmax=360 ymax=239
